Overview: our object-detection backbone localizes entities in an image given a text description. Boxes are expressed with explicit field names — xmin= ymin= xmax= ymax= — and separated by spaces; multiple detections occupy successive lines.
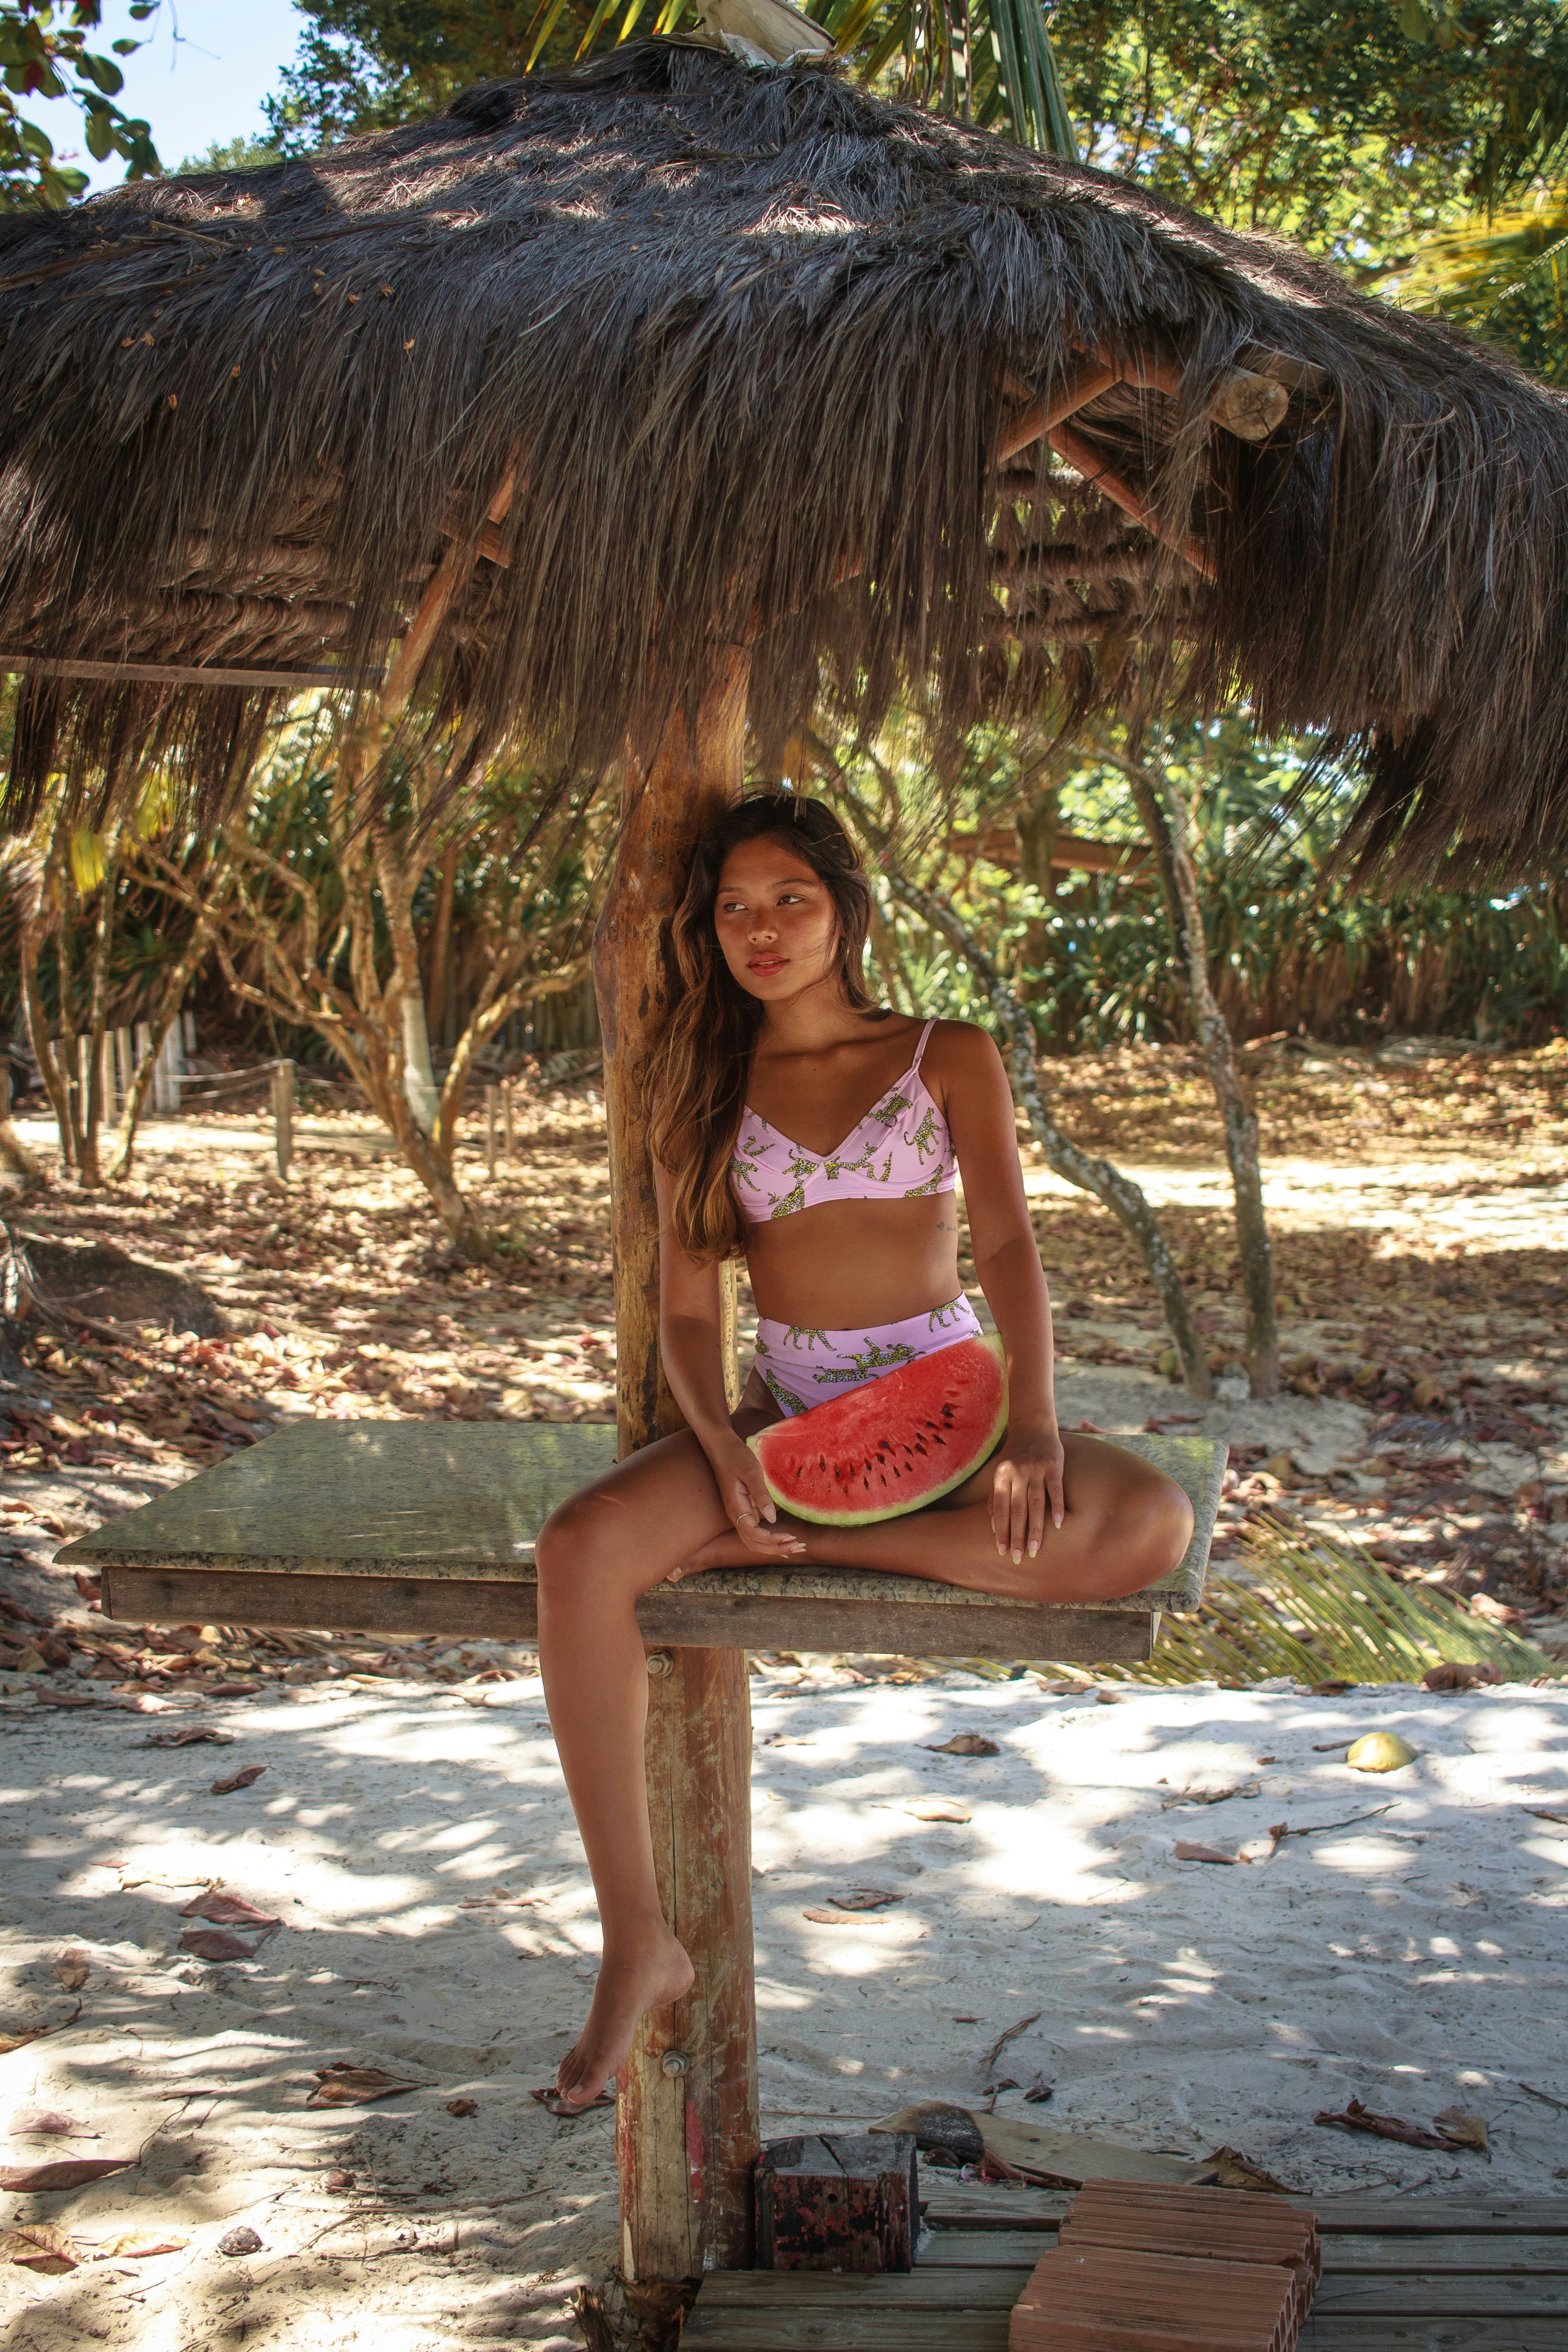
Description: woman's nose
xmin=748 ymin=914 xmax=777 ymax=941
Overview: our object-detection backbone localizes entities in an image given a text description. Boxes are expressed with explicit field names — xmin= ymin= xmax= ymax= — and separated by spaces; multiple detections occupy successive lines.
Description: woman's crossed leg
xmin=533 ymin=1397 xmax=1192 ymax=2107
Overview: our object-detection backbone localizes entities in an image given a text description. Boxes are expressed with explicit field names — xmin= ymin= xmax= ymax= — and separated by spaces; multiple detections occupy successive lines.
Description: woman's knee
xmin=535 ymin=1494 xmax=619 ymax=1600
xmin=1121 ymin=1472 xmax=1194 ymax=1584
xmin=1081 ymin=1470 xmax=1194 ymax=1598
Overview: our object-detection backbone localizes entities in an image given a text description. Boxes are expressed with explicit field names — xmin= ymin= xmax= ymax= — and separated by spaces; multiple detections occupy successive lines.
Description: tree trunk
xmin=595 ymin=650 xmax=758 ymax=2285
xmin=883 ymin=866 xmax=1212 ymax=1399
xmin=1120 ymin=753 xmax=1279 ymax=1400
xmin=429 ymin=839 xmax=460 ymax=1049
xmin=18 ymin=904 xmax=73 ymax=1174
xmin=0 ymin=1063 xmax=41 ymax=1184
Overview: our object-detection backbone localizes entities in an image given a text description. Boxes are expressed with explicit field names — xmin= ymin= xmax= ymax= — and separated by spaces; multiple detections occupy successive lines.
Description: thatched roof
xmin=0 ymin=41 xmax=1565 ymax=873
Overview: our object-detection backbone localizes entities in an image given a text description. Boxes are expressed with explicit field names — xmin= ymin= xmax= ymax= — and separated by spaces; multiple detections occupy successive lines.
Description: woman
xmin=535 ymin=794 xmax=1193 ymax=2107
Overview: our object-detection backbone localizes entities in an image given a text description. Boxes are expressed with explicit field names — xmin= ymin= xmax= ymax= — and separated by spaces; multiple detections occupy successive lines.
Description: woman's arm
xmin=654 ymin=1161 xmax=804 ymax=1558
xmin=934 ymin=1023 xmax=1064 ymax=1560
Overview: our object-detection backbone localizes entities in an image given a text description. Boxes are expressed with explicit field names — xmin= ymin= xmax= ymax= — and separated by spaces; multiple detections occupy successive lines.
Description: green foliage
xmin=1056 ymin=0 xmax=1568 ymax=261
xmin=176 ymin=131 xmax=283 ymax=175
xmin=833 ymin=714 xmax=1568 ymax=1050
xmin=264 ymin=0 xmax=1077 ymax=157
xmin=0 ymin=1 xmax=159 ymax=207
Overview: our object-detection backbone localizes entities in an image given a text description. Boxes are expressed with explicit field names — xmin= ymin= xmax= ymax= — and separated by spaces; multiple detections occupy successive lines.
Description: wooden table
xmin=59 ymin=1419 xmax=1222 ymax=1658
xmin=61 ymin=1417 xmax=1223 ymax=2286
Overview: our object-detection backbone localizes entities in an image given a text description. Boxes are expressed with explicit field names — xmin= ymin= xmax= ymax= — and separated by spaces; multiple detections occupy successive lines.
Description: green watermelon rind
xmin=754 ymin=1332 xmax=1009 ymax=1526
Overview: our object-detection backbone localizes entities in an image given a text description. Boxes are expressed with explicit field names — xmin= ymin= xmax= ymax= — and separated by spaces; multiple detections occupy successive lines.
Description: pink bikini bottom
xmin=753 ymin=1295 xmax=984 ymax=1419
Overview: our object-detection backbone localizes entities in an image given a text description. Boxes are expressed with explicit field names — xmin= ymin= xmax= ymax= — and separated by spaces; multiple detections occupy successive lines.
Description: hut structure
xmin=6 ymin=39 xmax=1568 ymax=2294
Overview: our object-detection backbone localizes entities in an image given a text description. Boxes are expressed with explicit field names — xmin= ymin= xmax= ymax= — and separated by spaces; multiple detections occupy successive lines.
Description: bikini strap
xmin=913 ymin=1017 xmax=938 ymax=1069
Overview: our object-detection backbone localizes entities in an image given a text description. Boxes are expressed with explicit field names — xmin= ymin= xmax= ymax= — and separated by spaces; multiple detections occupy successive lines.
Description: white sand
xmin=2 ymin=1668 xmax=1565 ymax=2347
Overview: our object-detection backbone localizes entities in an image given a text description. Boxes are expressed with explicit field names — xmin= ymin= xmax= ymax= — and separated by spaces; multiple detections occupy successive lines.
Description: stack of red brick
xmin=1010 ymin=2182 xmax=1321 ymax=2351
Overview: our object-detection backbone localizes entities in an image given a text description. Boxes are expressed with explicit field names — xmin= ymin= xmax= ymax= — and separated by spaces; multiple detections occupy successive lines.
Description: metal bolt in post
xmin=645 ymin=1650 xmax=673 ymax=1678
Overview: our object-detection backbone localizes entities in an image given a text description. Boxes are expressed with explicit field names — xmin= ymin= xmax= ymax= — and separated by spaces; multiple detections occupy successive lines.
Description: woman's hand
xmin=990 ymin=1416 xmax=1066 ymax=1563
xmin=703 ymin=1434 xmax=807 ymax=1560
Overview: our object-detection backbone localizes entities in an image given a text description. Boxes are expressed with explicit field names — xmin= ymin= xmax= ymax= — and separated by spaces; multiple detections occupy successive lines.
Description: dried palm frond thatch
xmin=0 ymin=43 xmax=1565 ymax=875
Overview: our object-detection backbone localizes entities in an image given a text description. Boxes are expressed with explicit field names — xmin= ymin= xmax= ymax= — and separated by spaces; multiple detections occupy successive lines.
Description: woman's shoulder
xmin=918 ymin=1017 xmax=1006 ymax=1088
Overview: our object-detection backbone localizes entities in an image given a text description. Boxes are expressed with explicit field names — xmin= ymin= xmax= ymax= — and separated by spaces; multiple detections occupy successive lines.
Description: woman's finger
xmin=1026 ymin=1467 xmax=1048 ymax=1557
xmin=991 ymin=1462 xmax=1013 ymax=1553
xmin=1008 ymin=1469 xmax=1029 ymax=1563
xmin=1047 ymin=1455 xmax=1066 ymax=1530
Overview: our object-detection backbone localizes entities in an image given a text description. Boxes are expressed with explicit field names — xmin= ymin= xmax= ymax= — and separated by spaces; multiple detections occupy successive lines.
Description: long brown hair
xmin=648 ymin=794 xmax=878 ymax=1262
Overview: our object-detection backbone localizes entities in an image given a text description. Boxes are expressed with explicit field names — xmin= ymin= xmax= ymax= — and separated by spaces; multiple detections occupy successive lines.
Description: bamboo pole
xmin=272 ymin=1059 xmax=294 ymax=1183
xmin=594 ymin=648 xmax=756 ymax=2285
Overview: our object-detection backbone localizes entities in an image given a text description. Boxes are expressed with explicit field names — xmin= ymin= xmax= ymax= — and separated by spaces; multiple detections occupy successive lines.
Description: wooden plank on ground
xmin=1300 ymin=2325 xmax=1568 ymax=2350
xmin=1313 ymin=2274 xmax=1568 ymax=2317
xmin=921 ymin=2187 xmax=1070 ymax=2229
xmin=694 ymin=2268 xmax=1030 ymax=2308
xmin=683 ymin=2309 xmax=1010 ymax=2350
xmin=904 ymin=2230 xmax=1059 ymax=2268
xmin=1323 ymin=2233 xmax=1568 ymax=2275
xmin=1309 ymin=2198 xmax=1568 ymax=2235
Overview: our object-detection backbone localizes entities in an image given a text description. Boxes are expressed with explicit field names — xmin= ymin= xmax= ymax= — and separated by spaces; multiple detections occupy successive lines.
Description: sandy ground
xmin=1 ymin=1667 xmax=1566 ymax=2348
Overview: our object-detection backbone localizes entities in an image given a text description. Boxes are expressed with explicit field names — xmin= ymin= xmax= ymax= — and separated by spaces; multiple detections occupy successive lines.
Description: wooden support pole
xmin=272 ymin=1058 xmax=294 ymax=1183
xmin=502 ymin=1077 xmax=516 ymax=1163
xmin=593 ymin=648 xmax=757 ymax=2286
xmin=484 ymin=1084 xmax=499 ymax=1176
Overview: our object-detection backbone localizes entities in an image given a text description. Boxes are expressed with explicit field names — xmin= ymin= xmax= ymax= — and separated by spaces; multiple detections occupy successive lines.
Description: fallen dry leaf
xmin=0 ymin=2156 xmax=136 ymax=2191
xmin=10 ymin=2111 xmax=99 ymax=2139
xmin=0 ymin=2222 xmax=78 ymax=2272
xmin=803 ymin=1906 xmax=898 ymax=1926
xmin=1423 ymin=1661 xmax=1503 ymax=1692
xmin=531 ymin=2084 xmax=613 ymax=2117
xmin=180 ymin=1891 xmax=278 ymax=1927
xmin=1434 ymin=2106 xmax=1490 ymax=2153
xmin=211 ymin=1764 xmax=266 ymax=1795
xmin=206 ymin=1682 xmax=259 ymax=1698
xmin=180 ymin=1927 xmax=262 ymax=1963
xmin=145 ymin=1727 xmax=231 ymax=1748
xmin=446 ymin=2097 xmax=478 ymax=2118
xmin=306 ymin=2063 xmax=418 ymax=2108
xmin=1023 ymin=2074 xmax=1053 ymax=2104
xmin=924 ymin=1732 xmax=1000 ymax=1757
xmin=33 ymin=1689 xmax=95 ymax=1709
xmin=92 ymin=2231 xmax=186 ymax=2260
xmin=1174 ymin=1842 xmax=1240 ymax=1865
xmin=1314 ymin=2098 xmax=1451 ymax=2149
xmin=1528 ymin=1808 xmax=1568 ymax=1827
xmin=52 ymin=1950 xmax=90 ymax=1992
xmin=883 ymin=1796 xmax=970 ymax=1823
xmin=829 ymin=1888 xmax=902 ymax=1911
xmin=1203 ymin=2146 xmax=1294 ymax=2193
xmin=0 ymin=2006 xmax=76 ymax=2057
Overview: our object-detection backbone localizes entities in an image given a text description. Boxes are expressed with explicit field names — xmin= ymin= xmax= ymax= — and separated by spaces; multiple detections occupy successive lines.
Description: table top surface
xmin=61 ymin=1421 xmax=1222 ymax=1610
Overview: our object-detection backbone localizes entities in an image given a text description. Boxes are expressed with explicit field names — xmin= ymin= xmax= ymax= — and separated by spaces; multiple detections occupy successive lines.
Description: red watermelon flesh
xmin=754 ymin=1333 xmax=1008 ymax=1525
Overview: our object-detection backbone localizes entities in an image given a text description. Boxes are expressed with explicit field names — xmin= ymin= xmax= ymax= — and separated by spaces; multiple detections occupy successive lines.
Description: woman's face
xmin=714 ymin=834 xmax=840 ymax=1005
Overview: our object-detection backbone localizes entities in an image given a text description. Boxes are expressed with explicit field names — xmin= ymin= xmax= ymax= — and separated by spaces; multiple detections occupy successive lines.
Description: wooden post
xmin=594 ymin=648 xmax=757 ymax=2286
xmin=502 ymin=1077 xmax=516 ymax=1162
xmin=272 ymin=1058 xmax=294 ymax=1183
xmin=484 ymin=1084 xmax=499 ymax=1175
xmin=98 ymin=1032 xmax=117 ymax=1127
xmin=113 ymin=1027 xmax=132 ymax=1110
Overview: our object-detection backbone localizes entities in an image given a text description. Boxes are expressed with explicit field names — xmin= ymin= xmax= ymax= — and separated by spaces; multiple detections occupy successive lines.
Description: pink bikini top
xmin=730 ymin=1018 xmax=958 ymax=1223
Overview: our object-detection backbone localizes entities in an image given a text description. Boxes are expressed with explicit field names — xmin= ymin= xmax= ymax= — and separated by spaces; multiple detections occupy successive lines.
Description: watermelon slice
xmin=754 ymin=1333 xmax=1008 ymax=1526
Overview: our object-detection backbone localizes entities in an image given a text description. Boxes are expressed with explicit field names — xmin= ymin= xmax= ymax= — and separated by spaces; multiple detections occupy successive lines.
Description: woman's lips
xmin=748 ymin=955 xmax=786 ymax=973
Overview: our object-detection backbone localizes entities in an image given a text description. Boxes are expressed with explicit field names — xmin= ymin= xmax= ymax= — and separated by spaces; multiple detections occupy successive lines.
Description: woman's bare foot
xmin=554 ymin=1926 xmax=696 ymax=2107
